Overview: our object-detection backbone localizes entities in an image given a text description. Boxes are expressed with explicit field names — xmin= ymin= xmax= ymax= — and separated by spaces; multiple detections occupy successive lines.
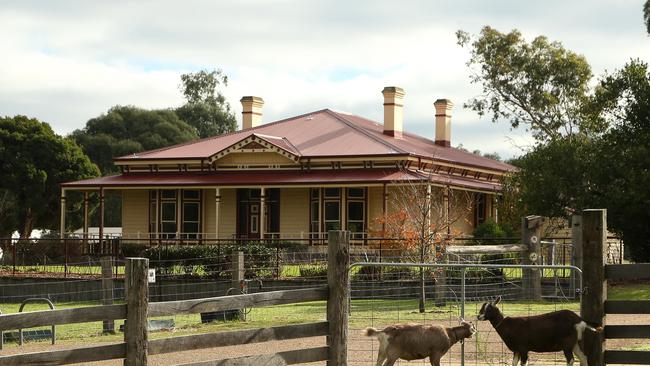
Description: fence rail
xmin=0 ymin=231 xmax=351 ymax=366
xmin=0 ymin=285 xmax=331 ymax=366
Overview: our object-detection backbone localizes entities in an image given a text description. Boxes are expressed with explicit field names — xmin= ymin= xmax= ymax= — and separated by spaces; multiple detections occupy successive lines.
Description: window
xmin=347 ymin=188 xmax=365 ymax=238
xmin=324 ymin=188 xmax=340 ymax=198
xmin=182 ymin=190 xmax=201 ymax=239
xmin=160 ymin=201 xmax=177 ymax=238
xmin=348 ymin=188 xmax=364 ymax=198
xmin=161 ymin=190 xmax=176 ymax=199
xmin=310 ymin=188 xmax=320 ymax=238
xmin=149 ymin=201 xmax=157 ymax=234
xmin=324 ymin=201 xmax=340 ymax=231
xmin=149 ymin=189 xmax=202 ymax=239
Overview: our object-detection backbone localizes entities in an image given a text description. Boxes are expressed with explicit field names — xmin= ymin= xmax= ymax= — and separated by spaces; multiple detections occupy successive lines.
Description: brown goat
xmin=364 ymin=320 xmax=476 ymax=366
xmin=477 ymin=296 xmax=603 ymax=366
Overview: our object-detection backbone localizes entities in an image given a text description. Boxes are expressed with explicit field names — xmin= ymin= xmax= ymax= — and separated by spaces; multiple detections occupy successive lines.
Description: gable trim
xmin=208 ymin=134 xmax=300 ymax=163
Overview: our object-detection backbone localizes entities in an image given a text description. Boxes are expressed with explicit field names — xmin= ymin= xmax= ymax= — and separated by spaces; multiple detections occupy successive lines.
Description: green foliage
xmin=472 ymin=219 xmax=514 ymax=244
xmin=510 ymin=137 xmax=593 ymax=219
xmin=645 ymin=0 xmax=650 ymax=34
xmin=175 ymin=101 xmax=237 ymax=138
xmin=457 ymin=27 xmax=604 ymax=142
xmin=0 ymin=116 xmax=99 ymax=237
xmin=506 ymin=60 xmax=650 ymax=262
xmin=176 ymin=69 xmax=237 ymax=138
xmin=298 ymin=264 xmax=328 ymax=278
xmin=353 ymin=265 xmax=417 ymax=281
xmin=136 ymin=243 xmax=276 ymax=278
xmin=0 ymin=189 xmax=19 ymax=237
xmin=587 ymin=60 xmax=650 ymax=261
xmin=72 ymin=106 xmax=198 ymax=174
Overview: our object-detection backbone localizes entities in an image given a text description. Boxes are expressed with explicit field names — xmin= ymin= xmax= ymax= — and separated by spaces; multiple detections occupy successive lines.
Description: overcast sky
xmin=1 ymin=0 xmax=649 ymax=159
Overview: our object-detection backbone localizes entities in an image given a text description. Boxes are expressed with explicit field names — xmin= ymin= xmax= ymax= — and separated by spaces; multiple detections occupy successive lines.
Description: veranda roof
xmin=61 ymin=169 xmax=501 ymax=192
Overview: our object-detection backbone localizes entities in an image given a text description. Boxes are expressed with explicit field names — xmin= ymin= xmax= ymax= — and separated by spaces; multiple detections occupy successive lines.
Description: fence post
xmin=101 ymin=256 xmax=115 ymax=334
xmin=522 ymin=215 xmax=543 ymax=300
xmin=571 ymin=214 xmax=583 ymax=296
xmin=327 ymin=230 xmax=349 ymax=366
xmin=435 ymin=249 xmax=447 ymax=307
xmin=231 ymin=251 xmax=244 ymax=290
xmin=232 ymin=251 xmax=244 ymax=320
xmin=581 ymin=209 xmax=607 ymax=366
xmin=124 ymin=257 xmax=148 ymax=366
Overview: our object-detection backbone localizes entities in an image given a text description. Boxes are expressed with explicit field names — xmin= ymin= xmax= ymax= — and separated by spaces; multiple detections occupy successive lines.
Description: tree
xmin=0 ymin=116 xmax=99 ymax=238
xmin=588 ymin=60 xmax=650 ymax=261
xmin=376 ymin=172 xmax=471 ymax=312
xmin=176 ymin=69 xmax=237 ymax=138
xmin=0 ymin=189 xmax=19 ymax=238
xmin=72 ymin=106 xmax=198 ymax=174
xmin=456 ymin=27 xmax=605 ymax=142
xmin=644 ymin=0 xmax=650 ymax=34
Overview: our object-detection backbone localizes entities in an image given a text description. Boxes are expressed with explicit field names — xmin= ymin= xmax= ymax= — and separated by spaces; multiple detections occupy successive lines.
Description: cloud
xmin=0 ymin=0 xmax=648 ymax=159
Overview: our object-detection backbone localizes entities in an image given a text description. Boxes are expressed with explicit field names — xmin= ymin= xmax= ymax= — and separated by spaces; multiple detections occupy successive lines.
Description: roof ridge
xmin=281 ymin=136 xmax=302 ymax=155
xmin=324 ymin=110 xmax=409 ymax=155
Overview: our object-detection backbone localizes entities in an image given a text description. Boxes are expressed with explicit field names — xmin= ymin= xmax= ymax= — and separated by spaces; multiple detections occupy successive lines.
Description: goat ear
xmin=493 ymin=296 xmax=501 ymax=305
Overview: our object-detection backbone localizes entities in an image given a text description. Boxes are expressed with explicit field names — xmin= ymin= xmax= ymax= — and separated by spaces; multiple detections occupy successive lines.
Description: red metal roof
xmin=61 ymin=169 xmax=501 ymax=191
xmin=115 ymin=109 xmax=515 ymax=173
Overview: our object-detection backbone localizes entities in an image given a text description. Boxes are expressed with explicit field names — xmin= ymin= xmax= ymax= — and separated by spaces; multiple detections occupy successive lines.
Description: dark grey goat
xmin=477 ymin=296 xmax=603 ymax=366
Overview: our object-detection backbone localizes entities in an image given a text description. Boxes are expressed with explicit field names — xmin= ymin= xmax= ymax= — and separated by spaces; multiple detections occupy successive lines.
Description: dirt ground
xmin=1 ymin=314 xmax=647 ymax=366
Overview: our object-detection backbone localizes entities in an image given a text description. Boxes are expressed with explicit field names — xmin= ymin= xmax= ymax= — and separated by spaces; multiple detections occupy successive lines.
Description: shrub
xmin=353 ymin=265 xmax=417 ymax=281
xmin=120 ymin=242 xmax=149 ymax=257
xmin=140 ymin=242 xmax=276 ymax=278
xmin=298 ymin=264 xmax=328 ymax=278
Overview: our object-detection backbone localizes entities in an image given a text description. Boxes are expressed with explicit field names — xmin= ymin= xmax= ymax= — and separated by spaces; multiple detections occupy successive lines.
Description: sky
xmin=1 ymin=0 xmax=649 ymax=159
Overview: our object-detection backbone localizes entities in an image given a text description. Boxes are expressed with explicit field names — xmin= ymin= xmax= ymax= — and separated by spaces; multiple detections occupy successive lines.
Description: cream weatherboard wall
xmin=203 ymin=188 xmax=237 ymax=238
xmin=121 ymin=190 xmax=149 ymax=238
xmin=279 ymin=188 xmax=309 ymax=237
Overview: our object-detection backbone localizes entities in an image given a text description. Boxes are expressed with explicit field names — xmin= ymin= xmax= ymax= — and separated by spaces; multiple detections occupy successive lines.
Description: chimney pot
xmin=382 ymin=86 xmax=405 ymax=138
xmin=434 ymin=98 xmax=453 ymax=147
xmin=240 ymin=96 xmax=264 ymax=130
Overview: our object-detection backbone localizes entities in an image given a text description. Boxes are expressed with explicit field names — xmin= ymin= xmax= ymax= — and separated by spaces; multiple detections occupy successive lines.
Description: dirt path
xmin=1 ymin=314 xmax=647 ymax=365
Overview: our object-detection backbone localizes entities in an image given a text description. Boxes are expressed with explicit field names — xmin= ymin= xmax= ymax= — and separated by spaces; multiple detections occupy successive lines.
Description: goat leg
xmin=512 ymin=352 xmax=520 ymax=366
xmin=564 ymin=348 xmax=575 ymax=366
xmin=573 ymin=344 xmax=588 ymax=366
xmin=375 ymin=351 xmax=386 ymax=366
xmin=429 ymin=352 xmax=442 ymax=366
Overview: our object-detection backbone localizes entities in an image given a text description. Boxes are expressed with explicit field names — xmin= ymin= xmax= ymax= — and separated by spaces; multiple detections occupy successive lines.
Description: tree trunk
xmin=419 ymin=242 xmax=426 ymax=313
xmin=19 ymin=211 xmax=35 ymax=239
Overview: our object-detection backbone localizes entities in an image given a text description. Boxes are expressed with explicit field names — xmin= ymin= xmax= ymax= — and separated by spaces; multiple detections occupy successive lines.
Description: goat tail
xmin=589 ymin=325 xmax=604 ymax=333
xmin=364 ymin=327 xmax=380 ymax=337
xmin=585 ymin=320 xmax=604 ymax=333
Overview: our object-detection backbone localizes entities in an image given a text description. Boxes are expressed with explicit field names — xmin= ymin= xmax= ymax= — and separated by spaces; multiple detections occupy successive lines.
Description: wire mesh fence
xmin=348 ymin=262 xmax=582 ymax=366
xmin=0 ymin=234 xmax=621 ymax=365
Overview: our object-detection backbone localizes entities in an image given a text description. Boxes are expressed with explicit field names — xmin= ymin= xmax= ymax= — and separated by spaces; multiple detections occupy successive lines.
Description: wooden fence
xmin=0 ymin=231 xmax=350 ymax=366
xmin=579 ymin=209 xmax=650 ymax=365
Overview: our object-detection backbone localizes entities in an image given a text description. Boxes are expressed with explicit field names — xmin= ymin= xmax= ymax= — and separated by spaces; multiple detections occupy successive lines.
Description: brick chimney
xmin=382 ymin=86 xmax=405 ymax=138
xmin=240 ymin=96 xmax=264 ymax=130
xmin=434 ymin=99 xmax=453 ymax=147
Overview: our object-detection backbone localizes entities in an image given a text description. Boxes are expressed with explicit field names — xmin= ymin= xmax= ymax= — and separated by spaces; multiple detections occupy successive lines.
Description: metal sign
xmin=148 ymin=269 xmax=156 ymax=283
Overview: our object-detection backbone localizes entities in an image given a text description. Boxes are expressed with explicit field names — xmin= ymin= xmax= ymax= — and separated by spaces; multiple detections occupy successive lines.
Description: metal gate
xmin=348 ymin=262 xmax=582 ymax=365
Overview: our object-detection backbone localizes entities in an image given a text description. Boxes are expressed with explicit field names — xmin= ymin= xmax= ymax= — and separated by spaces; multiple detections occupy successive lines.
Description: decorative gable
xmin=209 ymin=133 xmax=301 ymax=166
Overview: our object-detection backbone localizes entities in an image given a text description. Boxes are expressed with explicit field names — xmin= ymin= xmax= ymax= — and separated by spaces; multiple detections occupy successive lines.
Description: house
xmin=61 ymin=87 xmax=515 ymax=243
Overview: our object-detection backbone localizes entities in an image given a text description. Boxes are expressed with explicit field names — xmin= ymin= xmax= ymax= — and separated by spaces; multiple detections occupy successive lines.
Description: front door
xmin=236 ymin=188 xmax=280 ymax=240
xmin=247 ymin=201 xmax=260 ymax=239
